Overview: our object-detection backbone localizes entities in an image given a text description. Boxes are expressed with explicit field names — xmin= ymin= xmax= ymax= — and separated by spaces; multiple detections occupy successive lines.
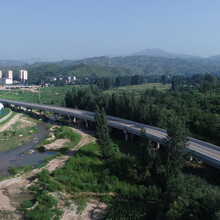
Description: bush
xmin=37 ymin=169 xmax=63 ymax=192
xmin=8 ymin=165 xmax=32 ymax=175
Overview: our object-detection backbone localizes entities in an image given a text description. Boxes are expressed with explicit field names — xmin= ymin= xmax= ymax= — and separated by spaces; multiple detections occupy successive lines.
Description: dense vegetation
xmin=2 ymin=55 xmax=220 ymax=84
xmin=19 ymin=109 xmax=220 ymax=219
xmin=65 ymin=74 xmax=220 ymax=145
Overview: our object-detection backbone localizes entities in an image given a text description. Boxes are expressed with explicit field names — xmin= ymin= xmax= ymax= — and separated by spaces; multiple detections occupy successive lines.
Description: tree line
xmin=65 ymin=75 xmax=220 ymax=145
xmin=94 ymin=108 xmax=220 ymax=219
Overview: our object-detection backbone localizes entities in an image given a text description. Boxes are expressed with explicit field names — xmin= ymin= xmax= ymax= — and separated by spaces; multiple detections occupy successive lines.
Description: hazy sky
xmin=1 ymin=0 xmax=220 ymax=61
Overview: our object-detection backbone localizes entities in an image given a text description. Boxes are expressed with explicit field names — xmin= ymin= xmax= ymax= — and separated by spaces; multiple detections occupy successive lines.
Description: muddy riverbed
xmin=0 ymin=122 xmax=55 ymax=177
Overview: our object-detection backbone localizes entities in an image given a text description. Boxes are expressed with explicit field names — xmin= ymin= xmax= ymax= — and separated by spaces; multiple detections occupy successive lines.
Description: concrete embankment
xmin=0 ymin=109 xmax=12 ymax=123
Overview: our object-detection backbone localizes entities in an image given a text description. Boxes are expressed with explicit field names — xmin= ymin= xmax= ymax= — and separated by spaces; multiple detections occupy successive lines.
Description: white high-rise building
xmin=23 ymin=70 xmax=28 ymax=81
xmin=4 ymin=70 xmax=13 ymax=84
xmin=19 ymin=70 xmax=28 ymax=82
xmin=0 ymin=70 xmax=2 ymax=85
xmin=7 ymin=70 xmax=13 ymax=79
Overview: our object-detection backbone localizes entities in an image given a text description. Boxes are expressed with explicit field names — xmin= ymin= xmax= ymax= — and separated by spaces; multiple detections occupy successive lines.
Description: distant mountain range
xmin=0 ymin=49 xmax=220 ymax=83
xmin=1 ymin=49 xmax=220 ymax=67
xmin=0 ymin=60 xmax=26 ymax=67
xmin=0 ymin=58 xmax=43 ymax=67
xmin=208 ymin=54 xmax=220 ymax=61
xmin=130 ymin=48 xmax=203 ymax=60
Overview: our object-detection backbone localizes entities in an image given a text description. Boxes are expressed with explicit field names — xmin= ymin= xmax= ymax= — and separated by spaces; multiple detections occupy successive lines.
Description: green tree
xmin=137 ymin=128 xmax=155 ymax=179
xmin=164 ymin=116 xmax=188 ymax=178
xmin=94 ymin=106 xmax=111 ymax=158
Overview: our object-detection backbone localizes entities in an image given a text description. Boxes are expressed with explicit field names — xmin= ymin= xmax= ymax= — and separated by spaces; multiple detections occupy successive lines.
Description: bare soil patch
xmin=0 ymin=114 xmax=21 ymax=133
xmin=43 ymin=139 xmax=70 ymax=150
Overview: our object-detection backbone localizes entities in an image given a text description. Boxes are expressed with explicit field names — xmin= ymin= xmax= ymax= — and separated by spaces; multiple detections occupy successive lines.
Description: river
xmin=0 ymin=121 xmax=55 ymax=177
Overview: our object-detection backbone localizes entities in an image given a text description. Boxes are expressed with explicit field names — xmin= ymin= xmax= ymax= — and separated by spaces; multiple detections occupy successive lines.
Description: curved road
xmin=0 ymin=98 xmax=220 ymax=169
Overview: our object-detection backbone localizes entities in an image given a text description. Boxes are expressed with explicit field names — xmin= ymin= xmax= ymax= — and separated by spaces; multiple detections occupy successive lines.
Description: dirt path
xmin=43 ymin=139 xmax=70 ymax=151
xmin=44 ymin=127 xmax=94 ymax=172
xmin=0 ymin=113 xmax=21 ymax=132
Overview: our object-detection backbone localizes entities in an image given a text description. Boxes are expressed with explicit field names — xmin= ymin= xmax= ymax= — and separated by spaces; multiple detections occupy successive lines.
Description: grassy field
xmin=106 ymin=83 xmax=171 ymax=96
xmin=0 ymin=84 xmax=170 ymax=107
xmin=0 ymin=86 xmax=73 ymax=106
xmin=0 ymin=108 xmax=10 ymax=119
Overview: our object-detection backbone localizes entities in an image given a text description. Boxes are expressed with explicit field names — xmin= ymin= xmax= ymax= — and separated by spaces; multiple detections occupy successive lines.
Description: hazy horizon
xmin=1 ymin=0 xmax=220 ymax=61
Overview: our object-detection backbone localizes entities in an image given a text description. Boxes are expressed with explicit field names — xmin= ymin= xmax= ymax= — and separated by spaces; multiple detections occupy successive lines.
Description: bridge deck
xmin=0 ymin=98 xmax=220 ymax=169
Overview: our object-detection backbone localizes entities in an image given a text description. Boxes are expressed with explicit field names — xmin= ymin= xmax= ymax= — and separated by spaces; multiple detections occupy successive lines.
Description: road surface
xmin=0 ymin=98 xmax=220 ymax=169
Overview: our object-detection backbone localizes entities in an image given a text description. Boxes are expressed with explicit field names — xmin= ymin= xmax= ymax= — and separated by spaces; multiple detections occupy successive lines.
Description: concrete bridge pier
xmin=124 ymin=130 xmax=128 ymax=141
xmin=68 ymin=115 xmax=72 ymax=124
xmin=85 ymin=119 xmax=89 ymax=128
xmin=15 ymin=105 xmax=19 ymax=110
xmin=40 ymin=110 xmax=44 ymax=116
xmin=156 ymin=142 xmax=160 ymax=150
xmin=73 ymin=117 xmax=76 ymax=123
xmin=53 ymin=113 xmax=60 ymax=121
xmin=26 ymin=108 xmax=32 ymax=112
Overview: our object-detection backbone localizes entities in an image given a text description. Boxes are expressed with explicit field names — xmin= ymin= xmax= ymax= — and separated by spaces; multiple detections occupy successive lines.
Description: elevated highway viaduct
xmin=0 ymin=98 xmax=220 ymax=169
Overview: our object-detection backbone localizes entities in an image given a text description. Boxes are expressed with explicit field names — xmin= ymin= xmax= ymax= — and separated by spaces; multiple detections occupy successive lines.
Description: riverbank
xmin=0 ymin=114 xmax=38 ymax=152
xmin=0 ymin=125 xmax=97 ymax=220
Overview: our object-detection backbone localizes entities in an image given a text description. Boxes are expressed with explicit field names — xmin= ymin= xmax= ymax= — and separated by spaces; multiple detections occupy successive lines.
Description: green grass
xmin=0 ymin=85 xmax=73 ymax=106
xmin=106 ymin=83 xmax=171 ymax=97
xmin=0 ymin=108 xmax=11 ymax=119
xmin=20 ymin=135 xmax=161 ymax=219
xmin=8 ymin=165 xmax=33 ymax=175
xmin=74 ymin=197 xmax=87 ymax=214
xmin=54 ymin=126 xmax=82 ymax=148
xmin=20 ymin=190 xmax=62 ymax=220
xmin=52 ymin=141 xmax=139 ymax=193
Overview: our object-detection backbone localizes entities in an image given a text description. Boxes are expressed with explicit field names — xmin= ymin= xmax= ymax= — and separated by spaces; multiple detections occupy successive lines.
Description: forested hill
xmin=4 ymin=63 xmax=133 ymax=84
xmin=2 ymin=55 xmax=220 ymax=84
xmin=73 ymin=55 xmax=220 ymax=75
xmin=28 ymin=55 xmax=220 ymax=77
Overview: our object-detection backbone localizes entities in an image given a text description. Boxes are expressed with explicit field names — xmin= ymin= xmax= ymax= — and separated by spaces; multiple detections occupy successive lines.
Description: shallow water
xmin=0 ymin=121 xmax=55 ymax=177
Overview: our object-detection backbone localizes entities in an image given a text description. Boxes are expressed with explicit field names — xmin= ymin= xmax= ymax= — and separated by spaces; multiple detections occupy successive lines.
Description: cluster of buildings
xmin=47 ymin=76 xmax=77 ymax=84
xmin=0 ymin=70 xmax=28 ymax=85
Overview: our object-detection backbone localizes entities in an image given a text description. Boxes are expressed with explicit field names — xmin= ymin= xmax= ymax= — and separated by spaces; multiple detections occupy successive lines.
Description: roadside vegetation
xmin=65 ymin=74 xmax=220 ymax=145
xmin=19 ymin=108 xmax=220 ymax=219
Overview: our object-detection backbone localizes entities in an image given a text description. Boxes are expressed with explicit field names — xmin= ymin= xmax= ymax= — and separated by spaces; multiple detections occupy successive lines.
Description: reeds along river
xmin=0 ymin=122 xmax=55 ymax=177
